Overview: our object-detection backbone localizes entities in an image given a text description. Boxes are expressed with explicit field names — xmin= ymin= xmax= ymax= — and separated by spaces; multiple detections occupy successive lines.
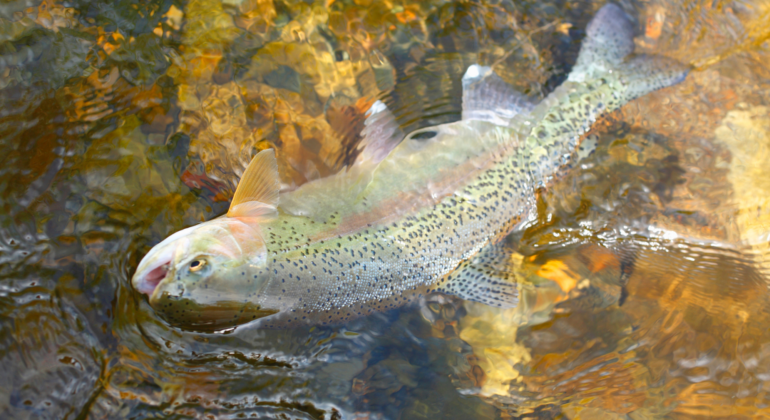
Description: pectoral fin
xmin=228 ymin=201 xmax=278 ymax=219
xmin=228 ymin=149 xmax=281 ymax=219
xmin=435 ymin=242 xmax=523 ymax=308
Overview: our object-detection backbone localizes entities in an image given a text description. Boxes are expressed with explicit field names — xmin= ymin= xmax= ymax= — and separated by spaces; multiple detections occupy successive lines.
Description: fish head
xmin=132 ymin=217 xmax=277 ymax=332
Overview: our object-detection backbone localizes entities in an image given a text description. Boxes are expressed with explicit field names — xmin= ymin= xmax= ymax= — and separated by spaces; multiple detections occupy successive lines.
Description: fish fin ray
xmin=436 ymin=242 xmax=522 ymax=308
xmin=569 ymin=3 xmax=636 ymax=82
xmin=568 ymin=3 xmax=689 ymax=87
xmin=521 ymin=3 xmax=687 ymax=182
xmin=228 ymin=202 xmax=279 ymax=220
xmin=354 ymin=100 xmax=406 ymax=165
xmin=614 ymin=54 xmax=689 ymax=101
xmin=281 ymin=101 xmax=406 ymax=220
xmin=462 ymin=64 xmax=535 ymax=125
xmin=228 ymin=149 xmax=280 ymax=217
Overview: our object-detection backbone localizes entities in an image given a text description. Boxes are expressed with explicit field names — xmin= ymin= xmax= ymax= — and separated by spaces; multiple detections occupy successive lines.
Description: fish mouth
xmin=133 ymin=248 xmax=174 ymax=297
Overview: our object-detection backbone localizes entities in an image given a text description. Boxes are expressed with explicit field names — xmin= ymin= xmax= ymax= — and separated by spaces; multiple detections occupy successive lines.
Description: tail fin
xmin=520 ymin=4 xmax=688 ymax=185
xmin=614 ymin=54 xmax=689 ymax=101
xmin=568 ymin=3 xmax=689 ymax=94
xmin=569 ymin=3 xmax=636 ymax=82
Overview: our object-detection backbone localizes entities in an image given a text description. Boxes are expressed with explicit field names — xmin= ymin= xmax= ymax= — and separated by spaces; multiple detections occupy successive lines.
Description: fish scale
xmin=261 ymin=160 xmax=532 ymax=326
xmin=133 ymin=3 xmax=690 ymax=331
xmin=258 ymin=64 xmax=686 ymax=327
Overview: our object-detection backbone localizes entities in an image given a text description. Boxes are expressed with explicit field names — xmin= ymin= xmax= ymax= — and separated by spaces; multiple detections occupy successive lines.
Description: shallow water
xmin=2 ymin=0 xmax=770 ymax=418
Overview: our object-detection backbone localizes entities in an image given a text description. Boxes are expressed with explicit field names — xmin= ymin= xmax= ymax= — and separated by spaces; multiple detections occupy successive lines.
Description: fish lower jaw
xmin=134 ymin=262 xmax=173 ymax=298
xmin=133 ymin=246 xmax=176 ymax=297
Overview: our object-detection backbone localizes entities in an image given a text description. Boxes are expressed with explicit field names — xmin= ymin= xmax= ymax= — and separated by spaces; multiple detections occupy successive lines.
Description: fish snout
xmin=133 ymin=247 xmax=175 ymax=297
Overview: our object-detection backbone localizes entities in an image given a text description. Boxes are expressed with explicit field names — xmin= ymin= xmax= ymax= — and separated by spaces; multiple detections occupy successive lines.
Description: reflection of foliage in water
xmin=449 ymin=61 xmax=770 ymax=417
xmin=0 ymin=0 xmax=573 ymax=417
xmin=1 ymin=0 xmax=770 ymax=418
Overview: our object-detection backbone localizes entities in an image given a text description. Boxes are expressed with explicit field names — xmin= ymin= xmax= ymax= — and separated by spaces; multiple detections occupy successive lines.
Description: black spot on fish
xmin=410 ymin=131 xmax=437 ymax=141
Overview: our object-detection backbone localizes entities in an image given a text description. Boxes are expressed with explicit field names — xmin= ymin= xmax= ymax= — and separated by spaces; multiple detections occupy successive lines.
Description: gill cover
xmin=139 ymin=149 xmax=282 ymax=332
xmin=148 ymin=219 xmax=274 ymax=331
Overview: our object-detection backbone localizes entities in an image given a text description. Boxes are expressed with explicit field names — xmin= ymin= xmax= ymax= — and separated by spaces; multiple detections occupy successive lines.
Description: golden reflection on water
xmin=2 ymin=0 xmax=770 ymax=418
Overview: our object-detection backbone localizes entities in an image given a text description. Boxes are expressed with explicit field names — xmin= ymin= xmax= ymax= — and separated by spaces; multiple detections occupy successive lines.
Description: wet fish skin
xmin=134 ymin=217 xmax=277 ymax=331
xmin=131 ymin=3 xmax=689 ymax=331
xmin=255 ymin=68 xmax=687 ymax=328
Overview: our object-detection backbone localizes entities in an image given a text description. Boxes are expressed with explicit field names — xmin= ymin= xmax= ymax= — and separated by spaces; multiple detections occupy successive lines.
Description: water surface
xmin=2 ymin=0 xmax=770 ymax=418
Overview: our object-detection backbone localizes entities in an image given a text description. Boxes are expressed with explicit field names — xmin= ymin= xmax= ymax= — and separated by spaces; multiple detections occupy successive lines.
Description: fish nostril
xmin=138 ymin=263 xmax=169 ymax=295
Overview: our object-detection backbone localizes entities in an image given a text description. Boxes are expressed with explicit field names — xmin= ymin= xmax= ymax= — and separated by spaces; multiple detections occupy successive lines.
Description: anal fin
xmin=435 ymin=241 xmax=522 ymax=308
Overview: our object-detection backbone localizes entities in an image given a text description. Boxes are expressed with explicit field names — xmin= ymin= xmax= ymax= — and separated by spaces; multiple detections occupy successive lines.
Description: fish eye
xmin=189 ymin=259 xmax=207 ymax=272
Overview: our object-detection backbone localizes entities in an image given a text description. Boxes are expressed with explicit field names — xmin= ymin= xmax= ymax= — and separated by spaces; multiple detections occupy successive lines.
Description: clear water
xmin=2 ymin=0 xmax=770 ymax=418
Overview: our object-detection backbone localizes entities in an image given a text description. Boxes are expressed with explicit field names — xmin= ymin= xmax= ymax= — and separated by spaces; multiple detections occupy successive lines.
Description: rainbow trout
xmin=132 ymin=4 xmax=688 ymax=331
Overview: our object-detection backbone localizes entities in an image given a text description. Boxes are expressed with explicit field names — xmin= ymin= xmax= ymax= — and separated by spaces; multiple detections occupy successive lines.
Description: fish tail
xmin=568 ymin=3 xmax=689 ymax=97
xmin=520 ymin=3 xmax=689 ymax=187
xmin=612 ymin=54 xmax=690 ymax=103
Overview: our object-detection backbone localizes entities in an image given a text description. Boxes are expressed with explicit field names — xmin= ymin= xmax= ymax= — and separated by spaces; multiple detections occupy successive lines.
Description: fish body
xmin=132 ymin=4 xmax=689 ymax=331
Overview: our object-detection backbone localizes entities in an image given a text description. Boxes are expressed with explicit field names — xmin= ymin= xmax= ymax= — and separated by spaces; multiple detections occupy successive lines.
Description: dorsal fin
xmin=354 ymin=100 xmax=405 ymax=165
xmin=280 ymin=117 xmax=512 ymax=227
xmin=227 ymin=149 xmax=280 ymax=219
xmin=280 ymin=101 xmax=404 ymax=219
xmin=462 ymin=64 xmax=535 ymax=126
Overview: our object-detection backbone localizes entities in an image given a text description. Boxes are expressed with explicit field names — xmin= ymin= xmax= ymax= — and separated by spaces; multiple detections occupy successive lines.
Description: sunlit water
xmin=2 ymin=0 xmax=770 ymax=418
